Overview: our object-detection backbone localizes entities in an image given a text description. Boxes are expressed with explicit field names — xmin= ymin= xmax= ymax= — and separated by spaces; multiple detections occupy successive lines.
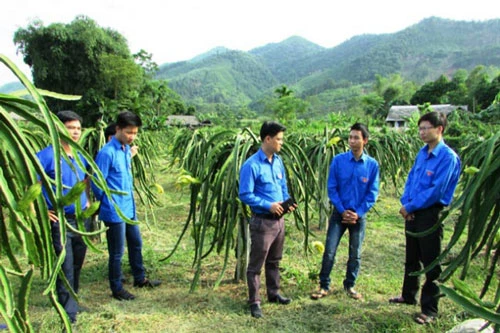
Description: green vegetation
xmin=156 ymin=17 xmax=500 ymax=118
xmin=13 ymin=16 xmax=188 ymax=127
xmin=1 ymin=14 xmax=500 ymax=332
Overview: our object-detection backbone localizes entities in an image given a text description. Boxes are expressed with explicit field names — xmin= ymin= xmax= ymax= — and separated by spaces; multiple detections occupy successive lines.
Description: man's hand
xmin=342 ymin=209 xmax=358 ymax=224
xmin=131 ymin=145 xmax=138 ymax=157
xmin=48 ymin=210 xmax=59 ymax=223
xmin=399 ymin=206 xmax=414 ymax=221
xmin=270 ymin=202 xmax=284 ymax=216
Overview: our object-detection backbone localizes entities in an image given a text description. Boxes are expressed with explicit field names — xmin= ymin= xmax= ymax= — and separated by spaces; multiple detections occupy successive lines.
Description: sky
xmin=1 ymin=0 xmax=499 ymax=86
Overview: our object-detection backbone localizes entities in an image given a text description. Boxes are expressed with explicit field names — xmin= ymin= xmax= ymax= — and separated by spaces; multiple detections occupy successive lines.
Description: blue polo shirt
xmin=92 ymin=136 xmax=136 ymax=223
xmin=401 ymin=140 xmax=461 ymax=213
xmin=327 ymin=151 xmax=380 ymax=218
xmin=37 ymin=145 xmax=89 ymax=215
xmin=239 ymin=148 xmax=290 ymax=214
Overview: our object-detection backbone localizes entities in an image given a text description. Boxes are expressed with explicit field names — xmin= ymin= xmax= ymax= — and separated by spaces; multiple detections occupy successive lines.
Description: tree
xmin=13 ymin=16 xmax=143 ymax=124
xmin=267 ymin=94 xmax=309 ymax=123
xmin=370 ymin=74 xmax=416 ymax=119
xmin=411 ymin=75 xmax=451 ymax=105
xmin=446 ymin=69 xmax=469 ymax=106
xmin=274 ymin=84 xmax=293 ymax=98
xmin=466 ymin=66 xmax=491 ymax=112
xmin=361 ymin=93 xmax=385 ymax=118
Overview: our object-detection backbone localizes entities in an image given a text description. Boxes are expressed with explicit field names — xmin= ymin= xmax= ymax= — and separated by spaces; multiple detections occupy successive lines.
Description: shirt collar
xmin=348 ymin=150 xmax=366 ymax=162
xmin=110 ymin=136 xmax=127 ymax=151
xmin=425 ymin=139 xmax=445 ymax=157
xmin=258 ymin=148 xmax=274 ymax=163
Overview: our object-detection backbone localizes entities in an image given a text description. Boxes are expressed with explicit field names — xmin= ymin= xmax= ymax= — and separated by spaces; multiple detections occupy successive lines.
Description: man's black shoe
xmin=112 ymin=288 xmax=136 ymax=301
xmin=268 ymin=294 xmax=292 ymax=305
xmin=250 ymin=303 xmax=263 ymax=318
xmin=78 ymin=305 xmax=90 ymax=313
xmin=133 ymin=278 xmax=162 ymax=288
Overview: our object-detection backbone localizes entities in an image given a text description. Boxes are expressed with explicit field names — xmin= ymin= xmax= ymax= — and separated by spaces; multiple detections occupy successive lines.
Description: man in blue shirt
xmin=389 ymin=112 xmax=460 ymax=325
xmin=37 ymin=110 xmax=90 ymax=323
xmin=239 ymin=121 xmax=296 ymax=318
xmin=92 ymin=111 xmax=160 ymax=301
xmin=311 ymin=123 xmax=379 ymax=301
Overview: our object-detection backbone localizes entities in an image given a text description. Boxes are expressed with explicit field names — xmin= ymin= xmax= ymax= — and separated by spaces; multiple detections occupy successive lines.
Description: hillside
xmin=156 ymin=17 xmax=500 ymax=112
xmin=157 ymin=50 xmax=277 ymax=106
xmin=2 ymin=17 xmax=499 ymax=113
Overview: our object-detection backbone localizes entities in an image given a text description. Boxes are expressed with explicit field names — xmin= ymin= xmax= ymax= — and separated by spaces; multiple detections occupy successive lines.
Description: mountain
xmin=249 ymin=36 xmax=325 ymax=82
xmin=157 ymin=17 xmax=500 ymax=111
xmin=157 ymin=50 xmax=278 ymax=106
xmin=0 ymin=81 xmax=24 ymax=93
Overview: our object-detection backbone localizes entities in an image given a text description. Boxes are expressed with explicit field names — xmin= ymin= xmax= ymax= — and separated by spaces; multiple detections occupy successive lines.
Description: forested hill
xmin=156 ymin=17 xmax=500 ymax=109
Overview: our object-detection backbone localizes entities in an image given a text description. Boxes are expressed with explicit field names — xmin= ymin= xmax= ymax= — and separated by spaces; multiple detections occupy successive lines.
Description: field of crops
xmin=1 ymin=54 xmax=499 ymax=332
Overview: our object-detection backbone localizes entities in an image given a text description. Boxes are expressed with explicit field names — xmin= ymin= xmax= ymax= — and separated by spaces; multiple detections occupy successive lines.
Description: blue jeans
xmin=104 ymin=222 xmax=145 ymax=293
xmin=319 ymin=211 xmax=366 ymax=291
xmin=51 ymin=217 xmax=87 ymax=321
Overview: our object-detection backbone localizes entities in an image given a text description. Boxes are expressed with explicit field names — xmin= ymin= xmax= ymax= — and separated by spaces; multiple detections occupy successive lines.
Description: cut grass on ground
xmin=19 ymin=171 xmax=490 ymax=332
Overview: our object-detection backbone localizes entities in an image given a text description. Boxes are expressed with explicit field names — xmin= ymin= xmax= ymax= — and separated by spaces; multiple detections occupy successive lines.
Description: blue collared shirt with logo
xmin=92 ymin=136 xmax=136 ymax=223
xmin=239 ymin=148 xmax=290 ymax=214
xmin=327 ymin=150 xmax=380 ymax=218
xmin=37 ymin=145 xmax=89 ymax=215
xmin=401 ymin=140 xmax=461 ymax=213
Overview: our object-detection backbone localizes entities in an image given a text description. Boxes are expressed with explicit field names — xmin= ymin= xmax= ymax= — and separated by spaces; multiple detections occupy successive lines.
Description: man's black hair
xmin=260 ymin=121 xmax=286 ymax=141
xmin=56 ymin=110 xmax=82 ymax=124
xmin=104 ymin=122 xmax=116 ymax=139
xmin=116 ymin=111 xmax=142 ymax=128
xmin=418 ymin=112 xmax=447 ymax=133
xmin=351 ymin=123 xmax=370 ymax=139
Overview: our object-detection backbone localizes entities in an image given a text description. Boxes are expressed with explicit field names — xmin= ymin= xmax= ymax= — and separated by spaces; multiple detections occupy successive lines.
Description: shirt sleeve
xmin=327 ymin=157 xmax=346 ymax=214
xmin=92 ymin=149 xmax=112 ymax=201
xmin=356 ymin=161 xmax=380 ymax=217
xmin=400 ymin=162 xmax=416 ymax=206
xmin=279 ymin=157 xmax=290 ymax=202
xmin=239 ymin=163 xmax=272 ymax=211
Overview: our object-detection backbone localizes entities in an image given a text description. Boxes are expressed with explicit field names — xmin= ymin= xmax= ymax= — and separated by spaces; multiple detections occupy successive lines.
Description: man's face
xmin=64 ymin=120 xmax=82 ymax=142
xmin=266 ymin=131 xmax=284 ymax=154
xmin=115 ymin=125 xmax=139 ymax=145
xmin=418 ymin=120 xmax=441 ymax=144
xmin=348 ymin=129 xmax=367 ymax=152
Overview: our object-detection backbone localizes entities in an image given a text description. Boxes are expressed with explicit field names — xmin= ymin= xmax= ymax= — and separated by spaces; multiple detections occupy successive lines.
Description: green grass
xmin=17 ymin=170 xmax=490 ymax=332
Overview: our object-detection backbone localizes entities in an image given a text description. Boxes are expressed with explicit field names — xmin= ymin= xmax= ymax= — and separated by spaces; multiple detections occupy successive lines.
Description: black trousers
xmin=402 ymin=204 xmax=443 ymax=317
xmin=51 ymin=217 xmax=87 ymax=321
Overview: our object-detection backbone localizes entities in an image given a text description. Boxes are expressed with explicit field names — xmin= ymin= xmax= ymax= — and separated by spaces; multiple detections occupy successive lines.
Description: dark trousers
xmin=51 ymin=218 xmax=87 ymax=321
xmin=104 ymin=222 xmax=145 ymax=293
xmin=247 ymin=216 xmax=285 ymax=305
xmin=402 ymin=205 xmax=443 ymax=317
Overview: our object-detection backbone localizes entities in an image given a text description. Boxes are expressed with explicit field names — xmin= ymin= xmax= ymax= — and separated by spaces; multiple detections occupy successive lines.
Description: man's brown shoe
xmin=345 ymin=287 xmax=362 ymax=300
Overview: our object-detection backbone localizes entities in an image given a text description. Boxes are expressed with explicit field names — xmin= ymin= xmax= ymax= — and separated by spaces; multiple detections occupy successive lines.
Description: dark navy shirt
xmin=327 ymin=150 xmax=380 ymax=218
xmin=37 ymin=145 xmax=89 ymax=215
xmin=239 ymin=148 xmax=290 ymax=214
xmin=401 ymin=140 xmax=461 ymax=213
xmin=92 ymin=136 xmax=136 ymax=223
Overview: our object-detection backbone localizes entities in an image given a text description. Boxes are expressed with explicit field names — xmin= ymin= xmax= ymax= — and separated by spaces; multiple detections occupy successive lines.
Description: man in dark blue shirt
xmin=311 ymin=123 xmax=379 ymax=301
xmin=37 ymin=110 xmax=90 ymax=323
xmin=389 ymin=112 xmax=461 ymax=325
xmin=92 ymin=111 xmax=160 ymax=301
xmin=239 ymin=121 xmax=296 ymax=318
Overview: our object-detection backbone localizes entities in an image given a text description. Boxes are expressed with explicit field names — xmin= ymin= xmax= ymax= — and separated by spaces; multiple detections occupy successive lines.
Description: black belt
xmin=252 ymin=213 xmax=280 ymax=220
xmin=65 ymin=214 xmax=76 ymax=219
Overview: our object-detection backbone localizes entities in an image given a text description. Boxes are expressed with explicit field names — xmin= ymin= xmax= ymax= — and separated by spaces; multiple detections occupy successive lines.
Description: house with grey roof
xmin=385 ymin=104 xmax=468 ymax=128
xmin=165 ymin=115 xmax=211 ymax=128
